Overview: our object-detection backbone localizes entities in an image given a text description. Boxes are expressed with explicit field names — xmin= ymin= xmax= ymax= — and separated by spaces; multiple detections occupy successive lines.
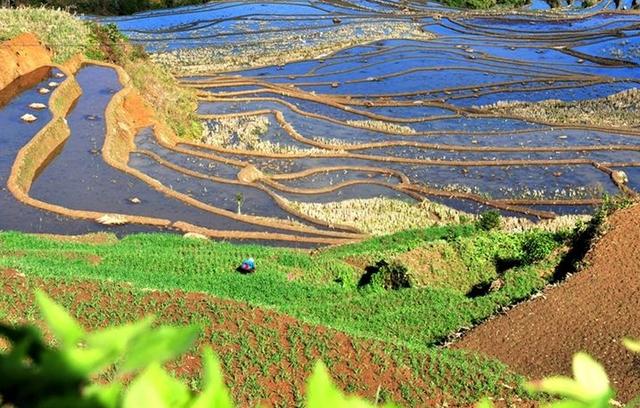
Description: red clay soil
xmin=455 ymin=204 xmax=640 ymax=402
xmin=0 ymin=33 xmax=51 ymax=90
xmin=122 ymin=91 xmax=154 ymax=128
xmin=1 ymin=269 xmax=476 ymax=407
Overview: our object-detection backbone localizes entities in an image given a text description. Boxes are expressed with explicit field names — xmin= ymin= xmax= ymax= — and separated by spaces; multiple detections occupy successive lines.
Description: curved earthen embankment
xmin=189 ymin=69 xmax=640 ymax=215
xmin=454 ymin=203 xmax=640 ymax=402
xmin=2 ymin=32 xmax=610 ymax=243
xmin=96 ymin=60 xmax=364 ymax=242
xmin=2 ymin=34 xmax=170 ymax=230
xmin=6 ymin=55 xmax=173 ymax=230
xmin=2 ymin=34 xmax=362 ymax=245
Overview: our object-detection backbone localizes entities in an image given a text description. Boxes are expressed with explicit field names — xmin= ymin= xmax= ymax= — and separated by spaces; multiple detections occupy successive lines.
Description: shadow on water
xmin=0 ymin=67 xmax=51 ymax=108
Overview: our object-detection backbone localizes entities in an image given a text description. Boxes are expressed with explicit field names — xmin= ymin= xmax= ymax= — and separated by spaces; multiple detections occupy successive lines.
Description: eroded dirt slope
xmin=455 ymin=204 xmax=640 ymax=401
xmin=0 ymin=33 xmax=51 ymax=90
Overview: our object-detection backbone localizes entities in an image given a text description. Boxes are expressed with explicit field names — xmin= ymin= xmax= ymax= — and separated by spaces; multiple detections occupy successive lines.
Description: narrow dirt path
xmin=454 ymin=204 xmax=640 ymax=402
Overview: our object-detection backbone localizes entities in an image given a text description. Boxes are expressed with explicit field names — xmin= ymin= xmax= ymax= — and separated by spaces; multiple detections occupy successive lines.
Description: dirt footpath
xmin=455 ymin=204 xmax=640 ymax=402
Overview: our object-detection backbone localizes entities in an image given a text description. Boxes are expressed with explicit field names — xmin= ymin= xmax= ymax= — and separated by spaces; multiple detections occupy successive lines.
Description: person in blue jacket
xmin=240 ymin=258 xmax=255 ymax=273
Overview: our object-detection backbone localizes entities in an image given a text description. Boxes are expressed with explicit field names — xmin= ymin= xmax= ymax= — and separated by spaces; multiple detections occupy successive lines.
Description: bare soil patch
xmin=0 ymin=33 xmax=51 ymax=90
xmin=454 ymin=204 xmax=640 ymax=402
xmin=122 ymin=91 xmax=154 ymax=128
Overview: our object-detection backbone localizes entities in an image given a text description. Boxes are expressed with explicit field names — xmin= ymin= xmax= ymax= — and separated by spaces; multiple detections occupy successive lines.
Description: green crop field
xmin=0 ymin=222 xmax=572 ymax=404
xmin=0 ymin=225 xmax=565 ymax=347
xmin=1 ymin=268 xmax=529 ymax=406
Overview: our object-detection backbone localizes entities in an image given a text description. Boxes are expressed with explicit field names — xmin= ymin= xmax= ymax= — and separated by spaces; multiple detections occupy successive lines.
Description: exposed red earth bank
xmin=0 ymin=33 xmax=51 ymax=90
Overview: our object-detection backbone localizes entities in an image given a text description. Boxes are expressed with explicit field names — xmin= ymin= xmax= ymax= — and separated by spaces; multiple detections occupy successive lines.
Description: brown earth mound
xmin=454 ymin=204 xmax=640 ymax=402
xmin=396 ymin=241 xmax=469 ymax=292
xmin=0 ymin=33 xmax=51 ymax=90
xmin=122 ymin=91 xmax=154 ymax=128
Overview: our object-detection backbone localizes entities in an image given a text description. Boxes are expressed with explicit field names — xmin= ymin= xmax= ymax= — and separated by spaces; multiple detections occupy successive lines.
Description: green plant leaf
xmin=623 ymin=338 xmax=640 ymax=353
xmin=528 ymin=353 xmax=612 ymax=405
xmin=572 ymin=352 xmax=610 ymax=401
xmin=59 ymin=347 xmax=118 ymax=377
xmin=545 ymin=400 xmax=586 ymax=408
xmin=527 ymin=376 xmax=587 ymax=401
xmin=190 ymin=348 xmax=234 ymax=408
xmin=307 ymin=361 xmax=386 ymax=408
xmin=476 ymin=398 xmax=495 ymax=408
xmin=84 ymin=382 xmax=123 ymax=408
xmin=87 ymin=316 xmax=155 ymax=349
xmin=86 ymin=316 xmax=155 ymax=358
xmin=120 ymin=325 xmax=199 ymax=373
xmin=307 ymin=361 xmax=345 ymax=408
xmin=123 ymin=363 xmax=190 ymax=408
xmin=35 ymin=290 xmax=85 ymax=347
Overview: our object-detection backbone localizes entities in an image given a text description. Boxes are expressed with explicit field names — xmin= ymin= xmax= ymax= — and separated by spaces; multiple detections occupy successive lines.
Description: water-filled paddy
xmin=140 ymin=2 xmax=639 ymax=218
xmin=2 ymin=1 xmax=640 ymax=243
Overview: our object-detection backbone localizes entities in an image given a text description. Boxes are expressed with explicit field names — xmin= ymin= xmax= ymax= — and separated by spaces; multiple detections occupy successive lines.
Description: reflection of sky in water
xmin=99 ymin=2 xmax=640 ymax=216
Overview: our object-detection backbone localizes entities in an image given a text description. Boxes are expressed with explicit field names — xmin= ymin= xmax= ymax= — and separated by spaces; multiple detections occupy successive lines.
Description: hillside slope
xmin=1 ymin=268 xmax=531 ymax=406
xmin=455 ymin=204 xmax=640 ymax=401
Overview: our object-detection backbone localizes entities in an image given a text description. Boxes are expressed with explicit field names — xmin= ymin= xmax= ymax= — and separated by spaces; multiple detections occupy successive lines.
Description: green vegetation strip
xmin=0 ymin=224 xmax=566 ymax=348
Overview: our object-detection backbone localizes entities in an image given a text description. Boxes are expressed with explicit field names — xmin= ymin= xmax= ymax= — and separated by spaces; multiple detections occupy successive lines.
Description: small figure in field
xmin=239 ymin=258 xmax=256 ymax=273
xmin=236 ymin=192 xmax=244 ymax=215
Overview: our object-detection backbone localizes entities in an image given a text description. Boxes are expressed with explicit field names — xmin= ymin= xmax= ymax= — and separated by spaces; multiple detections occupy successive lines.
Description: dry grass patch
xmin=0 ymin=6 xmax=95 ymax=63
xmin=201 ymin=116 xmax=328 ymax=154
xmin=479 ymin=88 xmax=640 ymax=129
xmin=286 ymin=196 xmax=589 ymax=236
xmin=502 ymin=214 xmax=591 ymax=233
xmin=156 ymin=21 xmax=436 ymax=74
xmin=286 ymin=197 xmax=469 ymax=235
xmin=34 ymin=232 xmax=118 ymax=245
xmin=125 ymin=58 xmax=202 ymax=140
xmin=346 ymin=120 xmax=417 ymax=135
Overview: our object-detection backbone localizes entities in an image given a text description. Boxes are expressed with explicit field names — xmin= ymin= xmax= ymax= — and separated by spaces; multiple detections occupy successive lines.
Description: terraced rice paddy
xmin=3 ymin=4 xmax=640 ymax=405
xmin=2 ymin=1 xmax=640 ymax=244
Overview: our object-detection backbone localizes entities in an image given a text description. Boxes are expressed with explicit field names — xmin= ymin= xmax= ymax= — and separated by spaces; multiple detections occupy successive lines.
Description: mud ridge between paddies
xmin=0 ymin=268 xmax=534 ymax=407
xmin=454 ymin=203 xmax=640 ymax=403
